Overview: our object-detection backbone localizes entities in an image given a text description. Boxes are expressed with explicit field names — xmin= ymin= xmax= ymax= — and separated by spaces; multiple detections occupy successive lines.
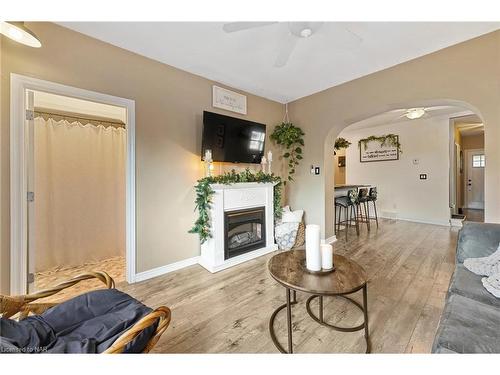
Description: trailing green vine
xmin=270 ymin=122 xmax=305 ymax=183
xmin=189 ymin=169 xmax=282 ymax=244
xmin=334 ymin=137 xmax=351 ymax=151
xmin=358 ymin=134 xmax=402 ymax=153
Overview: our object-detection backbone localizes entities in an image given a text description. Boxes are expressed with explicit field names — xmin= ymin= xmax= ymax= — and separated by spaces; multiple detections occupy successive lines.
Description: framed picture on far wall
xmin=360 ymin=135 xmax=400 ymax=163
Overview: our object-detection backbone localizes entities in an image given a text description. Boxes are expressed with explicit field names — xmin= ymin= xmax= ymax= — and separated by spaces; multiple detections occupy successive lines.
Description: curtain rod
xmin=34 ymin=107 xmax=126 ymax=128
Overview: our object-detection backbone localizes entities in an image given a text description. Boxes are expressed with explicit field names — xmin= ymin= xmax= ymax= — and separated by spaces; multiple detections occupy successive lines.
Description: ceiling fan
xmin=222 ymin=22 xmax=362 ymax=68
xmin=389 ymin=106 xmax=455 ymax=120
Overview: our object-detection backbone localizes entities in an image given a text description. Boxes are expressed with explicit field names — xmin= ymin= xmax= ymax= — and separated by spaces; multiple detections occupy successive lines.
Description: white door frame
xmin=464 ymin=148 xmax=485 ymax=210
xmin=10 ymin=73 xmax=137 ymax=294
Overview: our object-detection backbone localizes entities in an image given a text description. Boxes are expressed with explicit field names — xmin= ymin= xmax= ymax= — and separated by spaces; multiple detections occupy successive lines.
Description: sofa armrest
xmin=456 ymin=222 xmax=500 ymax=263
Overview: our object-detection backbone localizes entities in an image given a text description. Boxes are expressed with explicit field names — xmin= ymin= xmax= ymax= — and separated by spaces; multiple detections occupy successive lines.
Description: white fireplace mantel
xmin=198 ymin=182 xmax=278 ymax=273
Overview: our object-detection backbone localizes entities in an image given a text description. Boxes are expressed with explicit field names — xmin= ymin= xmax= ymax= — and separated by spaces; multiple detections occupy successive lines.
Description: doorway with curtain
xmin=31 ymin=91 xmax=127 ymax=292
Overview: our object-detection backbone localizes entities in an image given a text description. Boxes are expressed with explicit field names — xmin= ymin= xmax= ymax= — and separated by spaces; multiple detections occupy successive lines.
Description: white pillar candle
xmin=305 ymin=224 xmax=321 ymax=271
xmin=321 ymin=244 xmax=333 ymax=270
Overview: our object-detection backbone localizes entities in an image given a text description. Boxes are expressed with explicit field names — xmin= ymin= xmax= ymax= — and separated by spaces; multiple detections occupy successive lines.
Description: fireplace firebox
xmin=224 ymin=207 xmax=266 ymax=260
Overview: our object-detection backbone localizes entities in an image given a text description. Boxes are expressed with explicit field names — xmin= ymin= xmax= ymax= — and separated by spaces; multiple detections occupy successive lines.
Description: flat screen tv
xmin=201 ymin=111 xmax=266 ymax=164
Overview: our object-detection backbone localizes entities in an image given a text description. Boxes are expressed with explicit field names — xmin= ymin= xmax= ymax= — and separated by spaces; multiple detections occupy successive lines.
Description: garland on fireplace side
xmin=189 ymin=169 xmax=283 ymax=244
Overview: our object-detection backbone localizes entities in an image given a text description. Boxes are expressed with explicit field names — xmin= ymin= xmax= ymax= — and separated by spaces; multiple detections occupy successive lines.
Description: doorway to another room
xmin=451 ymin=116 xmax=485 ymax=222
xmin=10 ymin=74 xmax=136 ymax=295
xmin=30 ymin=91 xmax=127 ymax=292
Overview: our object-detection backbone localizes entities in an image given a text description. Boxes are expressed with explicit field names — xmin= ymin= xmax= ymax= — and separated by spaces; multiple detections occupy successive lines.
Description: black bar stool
xmin=335 ymin=189 xmax=360 ymax=241
xmin=356 ymin=188 xmax=371 ymax=231
xmin=366 ymin=187 xmax=379 ymax=228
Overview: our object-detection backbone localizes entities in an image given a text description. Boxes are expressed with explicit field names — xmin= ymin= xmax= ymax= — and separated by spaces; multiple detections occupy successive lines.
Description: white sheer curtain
xmin=34 ymin=117 xmax=126 ymax=271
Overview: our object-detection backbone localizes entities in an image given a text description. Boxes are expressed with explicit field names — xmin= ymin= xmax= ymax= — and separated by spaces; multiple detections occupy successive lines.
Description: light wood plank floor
xmin=115 ymin=219 xmax=458 ymax=353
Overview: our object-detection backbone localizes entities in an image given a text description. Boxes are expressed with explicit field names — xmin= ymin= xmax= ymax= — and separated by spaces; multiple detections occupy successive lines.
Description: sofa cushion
xmin=0 ymin=289 xmax=157 ymax=353
xmin=432 ymin=294 xmax=500 ymax=353
xmin=456 ymin=222 xmax=500 ymax=264
xmin=449 ymin=265 xmax=500 ymax=308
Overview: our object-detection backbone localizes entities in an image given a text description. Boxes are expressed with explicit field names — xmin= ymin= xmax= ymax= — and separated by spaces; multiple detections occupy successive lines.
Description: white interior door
xmin=465 ymin=149 xmax=485 ymax=209
xmin=26 ymin=89 xmax=36 ymax=293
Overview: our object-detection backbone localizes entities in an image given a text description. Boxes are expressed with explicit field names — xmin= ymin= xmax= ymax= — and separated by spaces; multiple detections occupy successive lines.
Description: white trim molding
xmin=10 ymin=74 xmax=137 ymax=294
xmin=322 ymin=235 xmax=337 ymax=244
xmin=134 ymin=257 xmax=200 ymax=283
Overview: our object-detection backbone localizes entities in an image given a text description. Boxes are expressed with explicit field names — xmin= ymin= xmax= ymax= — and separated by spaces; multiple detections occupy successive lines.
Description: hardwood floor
xmin=115 ymin=219 xmax=458 ymax=353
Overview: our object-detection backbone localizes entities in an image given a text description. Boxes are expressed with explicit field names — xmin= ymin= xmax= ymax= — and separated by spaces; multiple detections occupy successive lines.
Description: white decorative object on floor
xmin=282 ymin=209 xmax=304 ymax=223
xmin=321 ymin=243 xmax=333 ymax=270
xmin=267 ymin=150 xmax=273 ymax=174
xmin=482 ymin=272 xmax=500 ymax=298
xmin=305 ymin=224 xmax=321 ymax=271
xmin=275 ymin=221 xmax=300 ymax=250
xmin=464 ymin=243 xmax=500 ymax=276
xmin=199 ymin=182 xmax=278 ymax=273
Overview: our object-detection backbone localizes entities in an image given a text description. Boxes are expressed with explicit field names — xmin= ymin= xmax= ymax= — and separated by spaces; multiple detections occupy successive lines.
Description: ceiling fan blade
xmin=274 ymin=34 xmax=298 ymax=68
xmin=222 ymin=22 xmax=278 ymax=33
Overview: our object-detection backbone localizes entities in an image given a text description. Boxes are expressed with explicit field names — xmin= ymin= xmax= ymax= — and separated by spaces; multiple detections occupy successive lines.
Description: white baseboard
xmin=134 ymin=256 xmax=200 ymax=283
xmin=322 ymin=235 xmax=337 ymax=244
xmin=199 ymin=244 xmax=278 ymax=273
xmin=379 ymin=215 xmax=450 ymax=227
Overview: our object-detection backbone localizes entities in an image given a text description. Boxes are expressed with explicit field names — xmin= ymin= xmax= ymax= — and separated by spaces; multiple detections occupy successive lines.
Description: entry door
xmin=465 ymin=149 xmax=485 ymax=209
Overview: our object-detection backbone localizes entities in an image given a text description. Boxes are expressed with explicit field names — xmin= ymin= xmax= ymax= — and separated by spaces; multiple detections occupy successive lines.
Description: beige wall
xmin=0 ymin=23 xmax=284 ymax=293
xmin=342 ymin=115 xmax=452 ymax=225
xmin=462 ymin=133 xmax=485 ymax=150
xmin=288 ymin=30 xmax=500 ymax=238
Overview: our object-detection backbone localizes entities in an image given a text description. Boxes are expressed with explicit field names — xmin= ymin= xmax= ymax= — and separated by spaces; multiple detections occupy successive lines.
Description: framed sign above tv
xmin=212 ymin=85 xmax=247 ymax=115
xmin=360 ymin=135 xmax=400 ymax=162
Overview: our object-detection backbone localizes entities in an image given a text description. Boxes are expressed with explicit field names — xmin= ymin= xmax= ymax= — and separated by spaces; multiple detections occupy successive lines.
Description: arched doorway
xmin=322 ymin=99 xmax=486 ymax=241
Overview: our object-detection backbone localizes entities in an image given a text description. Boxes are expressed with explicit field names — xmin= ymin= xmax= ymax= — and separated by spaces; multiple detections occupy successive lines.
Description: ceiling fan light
xmin=405 ymin=108 xmax=426 ymax=120
xmin=1 ymin=22 xmax=42 ymax=48
xmin=300 ymin=28 xmax=313 ymax=38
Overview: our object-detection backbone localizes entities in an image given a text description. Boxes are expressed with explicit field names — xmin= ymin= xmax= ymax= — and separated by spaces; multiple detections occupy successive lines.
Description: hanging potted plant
xmin=334 ymin=137 xmax=351 ymax=155
xmin=270 ymin=122 xmax=305 ymax=183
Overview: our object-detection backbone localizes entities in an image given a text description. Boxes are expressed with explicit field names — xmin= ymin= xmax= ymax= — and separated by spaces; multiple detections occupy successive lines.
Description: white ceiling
xmin=58 ymin=22 xmax=500 ymax=103
xmin=342 ymin=106 xmax=473 ymax=132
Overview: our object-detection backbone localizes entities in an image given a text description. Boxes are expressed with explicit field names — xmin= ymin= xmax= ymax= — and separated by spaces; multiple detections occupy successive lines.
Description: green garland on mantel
xmin=358 ymin=134 xmax=402 ymax=153
xmin=189 ymin=169 xmax=282 ymax=244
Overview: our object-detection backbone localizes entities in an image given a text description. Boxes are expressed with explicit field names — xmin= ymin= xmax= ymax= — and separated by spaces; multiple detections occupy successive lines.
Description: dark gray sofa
xmin=432 ymin=222 xmax=500 ymax=353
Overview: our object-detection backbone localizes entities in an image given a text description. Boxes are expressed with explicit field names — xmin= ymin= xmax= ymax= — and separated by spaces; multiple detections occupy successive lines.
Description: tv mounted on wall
xmin=201 ymin=111 xmax=266 ymax=164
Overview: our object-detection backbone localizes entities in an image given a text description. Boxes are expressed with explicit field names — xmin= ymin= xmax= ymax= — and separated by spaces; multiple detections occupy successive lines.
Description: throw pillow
xmin=282 ymin=209 xmax=304 ymax=223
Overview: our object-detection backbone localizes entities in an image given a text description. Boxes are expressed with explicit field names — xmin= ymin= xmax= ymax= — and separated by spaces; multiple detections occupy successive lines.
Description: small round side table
xmin=268 ymin=250 xmax=370 ymax=353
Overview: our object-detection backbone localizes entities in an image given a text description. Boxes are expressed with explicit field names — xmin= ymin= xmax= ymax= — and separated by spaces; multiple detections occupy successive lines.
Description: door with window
xmin=465 ymin=149 xmax=485 ymax=209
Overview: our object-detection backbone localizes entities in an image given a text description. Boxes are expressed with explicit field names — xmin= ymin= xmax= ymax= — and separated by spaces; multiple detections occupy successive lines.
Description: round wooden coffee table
xmin=268 ymin=250 xmax=370 ymax=353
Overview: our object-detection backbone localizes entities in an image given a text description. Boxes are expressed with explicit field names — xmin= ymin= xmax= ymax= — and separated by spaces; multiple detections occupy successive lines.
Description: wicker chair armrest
xmin=1 ymin=271 xmax=115 ymax=319
xmin=24 ymin=271 xmax=115 ymax=303
xmin=103 ymin=306 xmax=171 ymax=354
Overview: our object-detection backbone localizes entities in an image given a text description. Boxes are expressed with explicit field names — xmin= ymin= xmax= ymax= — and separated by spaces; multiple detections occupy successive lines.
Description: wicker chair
xmin=0 ymin=271 xmax=171 ymax=354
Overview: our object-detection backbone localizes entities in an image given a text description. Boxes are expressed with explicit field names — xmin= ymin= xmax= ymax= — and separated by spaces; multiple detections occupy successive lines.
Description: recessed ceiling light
xmin=405 ymin=108 xmax=426 ymax=120
xmin=1 ymin=22 xmax=42 ymax=48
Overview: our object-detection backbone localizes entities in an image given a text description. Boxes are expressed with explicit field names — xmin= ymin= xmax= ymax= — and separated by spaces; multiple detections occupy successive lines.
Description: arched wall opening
xmin=322 ymin=99 xmax=487 ymax=240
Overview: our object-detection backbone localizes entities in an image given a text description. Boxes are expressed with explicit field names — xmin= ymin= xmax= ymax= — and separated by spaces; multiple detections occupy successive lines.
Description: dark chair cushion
xmin=432 ymin=294 xmax=500 ymax=353
xmin=0 ymin=289 xmax=157 ymax=353
xmin=448 ymin=265 xmax=500 ymax=308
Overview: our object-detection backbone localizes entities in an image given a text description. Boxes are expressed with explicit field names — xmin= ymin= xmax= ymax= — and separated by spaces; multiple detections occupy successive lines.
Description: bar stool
xmin=366 ymin=187 xmax=379 ymax=228
xmin=356 ymin=188 xmax=371 ymax=231
xmin=335 ymin=189 xmax=360 ymax=241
